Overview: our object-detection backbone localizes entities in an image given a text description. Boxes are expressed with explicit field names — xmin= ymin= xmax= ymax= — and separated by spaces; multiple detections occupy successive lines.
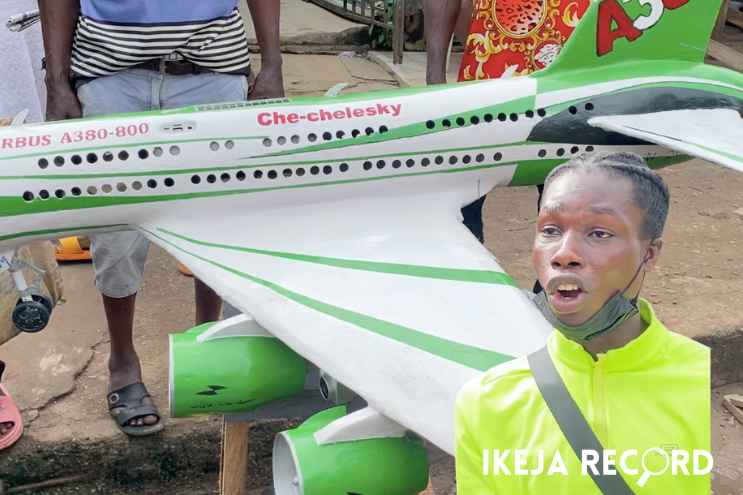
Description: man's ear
xmin=644 ymin=239 xmax=663 ymax=270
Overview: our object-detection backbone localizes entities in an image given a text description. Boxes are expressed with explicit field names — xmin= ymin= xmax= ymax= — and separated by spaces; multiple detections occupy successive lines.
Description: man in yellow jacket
xmin=455 ymin=152 xmax=711 ymax=494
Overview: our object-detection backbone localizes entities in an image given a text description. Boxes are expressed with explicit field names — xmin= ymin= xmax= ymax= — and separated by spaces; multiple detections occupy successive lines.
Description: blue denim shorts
xmin=77 ymin=69 xmax=248 ymax=298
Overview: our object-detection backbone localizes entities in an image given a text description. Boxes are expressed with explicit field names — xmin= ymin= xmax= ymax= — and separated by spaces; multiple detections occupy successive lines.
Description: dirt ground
xmin=4 ymin=53 xmax=742 ymax=494
xmin=485 ymin=162 xmax=743 ymax=340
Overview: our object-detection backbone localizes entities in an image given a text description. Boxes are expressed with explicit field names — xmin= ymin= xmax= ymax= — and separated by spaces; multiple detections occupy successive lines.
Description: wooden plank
xmin=727 ymin=394 xmax=743 ymax=408
xmin=728 ymin=7 xmax=743 ymax=30
xmin=723 ymin=395 xmax=743 ymax=426
xmin=715 ymin=0 xmax=732 ymax=39
xmin=708 ymin=39 xmax=743 ymax=72
xmin=393 ymin=0 xmax=406 ymax=64
xmin=219 ymin=419 xmax=251 ymax=495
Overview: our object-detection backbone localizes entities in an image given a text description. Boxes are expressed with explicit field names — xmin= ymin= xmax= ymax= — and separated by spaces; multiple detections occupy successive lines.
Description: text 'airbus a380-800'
xmin=1 ymin=0 xmax=741 ymax=493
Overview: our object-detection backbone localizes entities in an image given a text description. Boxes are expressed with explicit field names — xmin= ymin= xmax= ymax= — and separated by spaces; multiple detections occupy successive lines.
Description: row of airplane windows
xmin=36 ymin=140 xmax=237 ymax=170
xmin=21 ymin=145 xmax=595 ymax=203
xmin=259 ymin=103 xmax=596 ymax=148
xmin=261 ymin=125 xmax=390 ymax=148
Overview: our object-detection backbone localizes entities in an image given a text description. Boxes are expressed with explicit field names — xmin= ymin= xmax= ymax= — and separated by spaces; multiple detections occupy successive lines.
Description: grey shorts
xmin=78 ymin=68 xmax=248 ymax=298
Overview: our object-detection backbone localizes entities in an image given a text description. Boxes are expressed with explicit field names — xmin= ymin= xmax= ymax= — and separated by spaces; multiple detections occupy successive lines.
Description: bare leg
xmin=454 ymin=0 xmax=473 ymax=44
xmin=194 ymin=278 xmax=222 ymax=324
xmin=102 ymin=293 xmax=158 ymax=427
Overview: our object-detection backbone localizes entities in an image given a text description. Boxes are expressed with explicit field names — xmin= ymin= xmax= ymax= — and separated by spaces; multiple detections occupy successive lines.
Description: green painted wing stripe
xmin=0 ymin=140 xmax=542 ymax=181
xmin=0 ymin=224 xmax=127 ymax=242
xmin=0 ymin=157 xmax=529 ymax=218
xmin=144 ymin=228 xmax=513 ymax=371
xmin=157 ymin=228 xmax=516 ymax=286
xmin=0 ymin=135 xmax=266 ymax=162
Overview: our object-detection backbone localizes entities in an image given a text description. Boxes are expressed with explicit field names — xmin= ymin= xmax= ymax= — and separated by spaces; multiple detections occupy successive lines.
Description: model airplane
xmin=1 ymin=0 xmax=741 ymax=493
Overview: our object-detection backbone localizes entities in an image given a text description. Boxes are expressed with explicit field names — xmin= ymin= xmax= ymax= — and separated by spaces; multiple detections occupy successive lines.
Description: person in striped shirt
xmin=38 ymin=0 xmax=283 ymax=436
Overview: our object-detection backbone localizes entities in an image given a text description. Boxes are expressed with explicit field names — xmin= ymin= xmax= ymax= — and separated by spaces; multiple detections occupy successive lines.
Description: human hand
xmin=249 ymin=65 xmax=285 ymax=100
xmin=46 ymin=80 xmax=82 ymax=121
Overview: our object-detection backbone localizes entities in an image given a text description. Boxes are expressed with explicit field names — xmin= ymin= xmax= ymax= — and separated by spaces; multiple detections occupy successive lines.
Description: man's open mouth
xmin=546 ymin=279 xmax=587 ymax=314
xmin=555 ymin=283 xmax=583 ymax=300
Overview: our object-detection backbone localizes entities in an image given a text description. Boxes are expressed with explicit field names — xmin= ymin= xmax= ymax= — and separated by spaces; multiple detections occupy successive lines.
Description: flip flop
xmin=107 ymin=382 xmax=164 ymax=437
xmin=0 ymin=361 xmax=23 ymax=450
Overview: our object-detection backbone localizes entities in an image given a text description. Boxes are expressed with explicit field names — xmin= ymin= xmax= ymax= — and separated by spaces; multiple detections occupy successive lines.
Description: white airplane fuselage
xmin=6 ymin=63 xmax=742 ymax=252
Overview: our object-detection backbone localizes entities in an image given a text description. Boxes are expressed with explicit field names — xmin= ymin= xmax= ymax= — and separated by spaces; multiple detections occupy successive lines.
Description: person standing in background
xmin=423 ymin=0 xmax=589 ymax=242
xmin=39 ymin=0 xmax=284 ymax=436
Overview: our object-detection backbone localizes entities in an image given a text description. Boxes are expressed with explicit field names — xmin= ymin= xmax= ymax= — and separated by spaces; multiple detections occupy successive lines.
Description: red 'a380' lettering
xmin=596 ymin=0 xmax=642 ymax=56
xmin=597 ymin=0 xmax=691 ymax=56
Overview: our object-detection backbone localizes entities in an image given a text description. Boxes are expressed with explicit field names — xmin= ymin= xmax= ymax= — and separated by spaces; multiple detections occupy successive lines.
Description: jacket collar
xmin=547 ymin=299 xmax=668 ymax=372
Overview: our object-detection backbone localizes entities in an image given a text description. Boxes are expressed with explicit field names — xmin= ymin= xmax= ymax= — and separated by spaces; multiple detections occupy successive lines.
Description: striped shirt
xmin=71 ymin=1 xmax=251 ymax=78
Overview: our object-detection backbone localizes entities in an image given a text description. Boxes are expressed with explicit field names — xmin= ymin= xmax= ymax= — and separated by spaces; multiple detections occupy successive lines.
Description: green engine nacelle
xmin=169 ymin=321 xmax=306 ymax=417
xmin=273 ymin=406 xmax=430 ymax=495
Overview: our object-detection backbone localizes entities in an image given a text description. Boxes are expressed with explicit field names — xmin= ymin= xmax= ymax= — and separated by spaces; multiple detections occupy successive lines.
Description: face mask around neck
xmin=531 ymin=249 xmax=652 ymax=345
xmin=532 ymin=289 xmax=639 ymax=344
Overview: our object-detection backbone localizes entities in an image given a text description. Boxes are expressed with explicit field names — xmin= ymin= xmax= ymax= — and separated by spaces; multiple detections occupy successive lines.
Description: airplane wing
xmin=588 ymin=109 xmax=743 ymax=173
xmin=139 ymin=193 xmax=552 ymax=454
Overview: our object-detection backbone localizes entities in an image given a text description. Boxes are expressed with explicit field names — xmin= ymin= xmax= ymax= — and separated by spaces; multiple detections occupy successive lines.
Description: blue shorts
xmin=78 ymin=69 xmax=248 ymax=298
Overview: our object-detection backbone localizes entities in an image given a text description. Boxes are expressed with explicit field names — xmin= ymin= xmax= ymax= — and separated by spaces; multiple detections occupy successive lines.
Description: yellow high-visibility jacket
xmin=455 ymin=300 xmax=710 ymax=494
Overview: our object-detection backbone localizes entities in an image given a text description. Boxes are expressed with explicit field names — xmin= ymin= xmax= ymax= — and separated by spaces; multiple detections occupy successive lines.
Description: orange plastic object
xmin=55 ymin=236 xmax=92 ymax=262
xmin=177 ymin=262 xmax=194 ymax=277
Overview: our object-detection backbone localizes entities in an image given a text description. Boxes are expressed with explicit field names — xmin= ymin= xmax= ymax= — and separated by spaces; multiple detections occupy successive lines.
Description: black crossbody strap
xmin=528 ymin=346 xmax=635 ymax=495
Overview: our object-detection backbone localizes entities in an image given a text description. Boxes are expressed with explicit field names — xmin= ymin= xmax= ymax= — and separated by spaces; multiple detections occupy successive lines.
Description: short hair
xmin=542 ymin=152 xmax=670 ymax=240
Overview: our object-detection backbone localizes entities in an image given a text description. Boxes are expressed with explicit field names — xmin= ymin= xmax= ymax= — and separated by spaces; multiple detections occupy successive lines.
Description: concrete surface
xmin=370 ymin=50 xmax=464 ymax=87
xmin=242 ymin=0 xmax=368 ymax=46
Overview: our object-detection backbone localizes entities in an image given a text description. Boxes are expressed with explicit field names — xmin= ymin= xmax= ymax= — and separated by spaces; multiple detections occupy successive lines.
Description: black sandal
xmin=107 ymin=382 xmax=164 ymax=437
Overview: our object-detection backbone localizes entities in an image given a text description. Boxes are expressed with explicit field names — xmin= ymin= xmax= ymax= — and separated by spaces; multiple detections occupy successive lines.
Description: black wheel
xmin=12 ymin=294 xmax=52 ymax=333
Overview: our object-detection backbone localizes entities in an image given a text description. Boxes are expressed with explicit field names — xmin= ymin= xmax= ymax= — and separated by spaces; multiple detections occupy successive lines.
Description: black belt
xmin=134 ymin=58 xmax=212 ymax=76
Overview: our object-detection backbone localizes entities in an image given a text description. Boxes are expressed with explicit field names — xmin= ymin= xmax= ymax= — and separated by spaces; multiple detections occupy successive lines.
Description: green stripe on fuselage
xmin=0 ymin=140 xmax=541 ymax=181
xmin=509 ymin=154 xmax=690 ymax=187
xmin=260 ymin=95 xmax=538 ymax=158
xmin=0 ymin=157 xmax=527 ymax=218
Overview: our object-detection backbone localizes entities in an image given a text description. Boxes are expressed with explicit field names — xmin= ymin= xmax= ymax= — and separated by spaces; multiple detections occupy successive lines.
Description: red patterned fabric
xmin=457 ymin=0 xmax=590 ymax=82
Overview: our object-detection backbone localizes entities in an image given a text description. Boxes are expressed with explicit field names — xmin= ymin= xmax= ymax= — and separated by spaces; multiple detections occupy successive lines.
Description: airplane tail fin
xmin=543 ymin=0 xmax=724 ymax=74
